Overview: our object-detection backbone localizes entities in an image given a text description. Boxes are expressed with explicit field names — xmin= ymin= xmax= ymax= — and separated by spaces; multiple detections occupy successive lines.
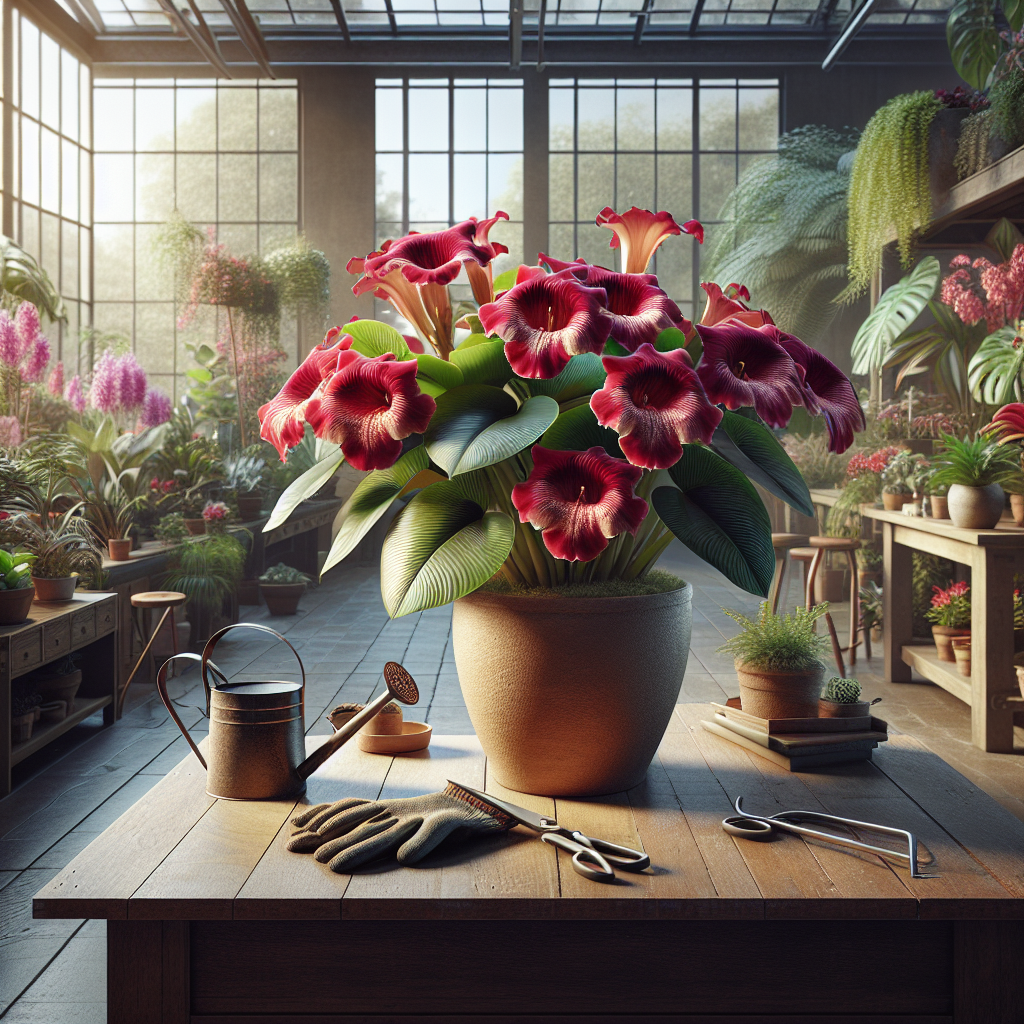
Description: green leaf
xmin=187 ymin=367 xmax=213 ymax=383
xmin=263 ymin=449 xmax=345 ymax=533
xmin=987 ymin=217 xmax=1024 ymax=263
xmin=321 ymin=446 xmax=430 ymax=576
xmin=415 ymin=352 xmax=465 ymax=396
xmin=946 ymin=0 xmax=1003 ymax=91
xmin=341 ymin=319 xmax=415 ymax=361
xmin=450 ymin=338 xmax=514 ymax=386
xmin=652 ymin=445 xmax=775 ymax=598
xmin=603 ymin=339 xmax=629 ymax=357
xmin=492 ymin=268 xmax=517 ymax=293
xmin=654 ymin=326 xmax=689 ymax=352
xmin=0 ymin=235 xmax=65 ymax=322
xmin=425 ymin=386 xmax=558 ymax=476
xmin=851 ymin=257 xmax=940 ymax=375
xmin=521 ymin=353 xmax=606 ymax=404
xmin=381 ymin=476 xmax=515 ymax=617
xmin=539 ymin=403 xmax=624 ymax=458
xmin=968 ymin=326 xmax=1024 ymax=405
xmin=194 ymin=344 xmax=217 ymax=366
xmin=712 ymin=410 xmax=815 ymax=518
xmin=1005 ymin=0 xmax=1024 ymax=31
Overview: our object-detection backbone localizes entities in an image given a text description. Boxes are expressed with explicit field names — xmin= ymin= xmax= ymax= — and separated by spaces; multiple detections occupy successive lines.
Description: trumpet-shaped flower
xmin=304 ymin=351 xmax=435 ymax=472
xmin=591 ymin=344 xmax=722 ymax=470
xmin=362 ymin=221 xmax=498 ymax=287
xmin=478 ymin=268 xmax=613 ymax=379
xmin=695 ymin=321 xmax=803 ymax=428
xmin=778 ymin=333 xmax=864 ymax=454
xmin=698 ymin=282 xmax=773 ymax=328
xmin=596 ymin=207 xmax=703 ymax=274
xmin=465 ymin=212 xmax=510 ymax=306
xmin=511 ymin=445 xmax=648 ymax=562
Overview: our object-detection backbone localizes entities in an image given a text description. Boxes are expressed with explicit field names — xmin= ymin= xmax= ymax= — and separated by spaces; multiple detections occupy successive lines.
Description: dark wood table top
xmin=33 ymin=705 xmax=1024 ymax=923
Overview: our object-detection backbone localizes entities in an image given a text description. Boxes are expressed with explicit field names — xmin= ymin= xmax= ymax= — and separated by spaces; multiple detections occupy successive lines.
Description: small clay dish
xmin=356 ymin=721 xmax=432 ymax=754
xmin=362 ymin=701 xmax=403 ymax=735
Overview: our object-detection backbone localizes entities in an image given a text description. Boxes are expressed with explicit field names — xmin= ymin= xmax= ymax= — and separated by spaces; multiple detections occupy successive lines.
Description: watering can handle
xmin=199 ymin=623 xmax=306 ymax=696
xmin=157 ymin=652 xmax=228 ymax=771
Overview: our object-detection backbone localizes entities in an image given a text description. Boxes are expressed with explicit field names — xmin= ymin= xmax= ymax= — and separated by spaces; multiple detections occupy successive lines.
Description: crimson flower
xmin=478 ymin=268 xmax=613 ymax=379
xmin=304 ymin=351 xmax=436 ymax=472
xmin=591 ymin=344 xmax=722 ymax=470
xmin=982 ymin=403 xmax=1024 ymax=444
xmin=778 ymin=333 xmax=864 ymax=454
xmin=596 ymin=207 xmax=703 ymax=274
xmin=361 ymin=221 xmax=496 ymax=287
xmin=699 ymin=282 xmax=773 ymax=328
xmin=695 ymin=321 xmax=803 ymax=428
xmin=465 ymin=212 xmax=510 ymax=306
xmin=512 ymin=446 xmax=648 ymax=562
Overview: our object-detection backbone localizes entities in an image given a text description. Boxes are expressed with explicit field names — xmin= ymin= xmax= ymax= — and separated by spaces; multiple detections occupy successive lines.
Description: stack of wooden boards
xmin=702 ymin=700 xmax=889 ymax=771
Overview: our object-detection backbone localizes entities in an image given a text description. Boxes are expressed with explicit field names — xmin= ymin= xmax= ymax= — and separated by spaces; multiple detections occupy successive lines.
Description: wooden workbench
xmin=861 ymin=506 xmax=1024 ymax=753
xmin=34 ymin=709 xmax=1024 ymax=1022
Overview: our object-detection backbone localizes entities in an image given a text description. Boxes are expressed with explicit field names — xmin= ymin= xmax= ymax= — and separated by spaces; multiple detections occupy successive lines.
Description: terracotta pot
xmin=12 ymin=712 xmax=34 ymax=742
xmin=932 ymin=624 xmax=970 ymax=663
xmin=237 ymin=495 xmax=263 ymax=521
xmin=39 ymin=699 xmax=67 ymax=723
xmin=947 ymin=483 xmax=1005 ymax=530
xmin=452 ymin=585 xmax=692 ymax=797
xmin=1011 ymin=493 xmax=1024 ymax=527
xmin=184 ymin=518 xmax=206 ymax=536
xmin=35 ymin=669 xmax=83 ymax=712
xmin=952 ymin=637 xmax=972 ymax=677
xmin=32 ymin=576 xmax=77 ymax=602
xmin=819 ymin=697 xmax=870 ymax=719
xmin=929 ymin=495 xmax=949 ymax=519
xmin=736 ymin=661 xmax=825 ymax=720
xmin=858 ymin=569 xmax=882 ymax=588
xmin=883 ymin=492 xmax=913 ymax=511
xmin=260 ymin=582 xmax=306 ymax=616
xmin=0 ymin=585 xmax=35 ymax=625
xmin=108 ymin=538 xmax=132 ymax=561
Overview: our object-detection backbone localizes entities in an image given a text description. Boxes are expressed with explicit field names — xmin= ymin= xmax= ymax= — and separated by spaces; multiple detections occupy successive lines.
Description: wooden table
xmin=34 ymin=707 xmax=1024 ymax=1023
xmin=1 ymin=592 xmax=118 ymax=795
xmin=862 ymin=506 xmax=1024 ymax=753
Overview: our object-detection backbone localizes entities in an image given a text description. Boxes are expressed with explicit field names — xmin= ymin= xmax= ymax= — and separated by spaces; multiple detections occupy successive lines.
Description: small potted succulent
xmin=861 ymin=579 xmax=883 ymax=643
xmin=929 ymin=434 xmax=1021 ymax=530
xmin=0 ymin=547 xmax=36 ymax=624
xmin=819 ymin=676 xmax=870 ymax=718
xmin=224 ymin=450 xmax=266 ymax=521
xmin=202 ymin=501 xmax=232 ymax=534
xmin=11 ymin=694 xmax=40 ymax=742
xmin=925 ymin=580 xmax=970 ymax=662
xmin=880 ymin=450 xmax=922 ymax=511
xmin=926 ymin=479 xmax=949 ymax=519
xmin=258 ymin=562 xmax=311 ymax=616
xmin=719 ymin=602 xmax=830 ymax=720
xmin=154 ymin=512 xmax=189 ymax=546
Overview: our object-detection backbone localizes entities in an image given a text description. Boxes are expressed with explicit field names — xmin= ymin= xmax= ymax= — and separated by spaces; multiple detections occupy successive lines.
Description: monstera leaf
xmin=0 ymin=236 xmax=65 ymax=322
xmin=264 ymin=448 xmax=345 ymax=533
xmin=652 ymin=445 xmax=775 ymax=598
xmin=946 ymin=0 xmax=1004 ymax=91
xmin=969 ymin=326 xmax=1024 ymax=405
xmin=381 ymin=475 xmax=515 ymax=617
xmin=341 ymin=319 xmax=415 ymax=360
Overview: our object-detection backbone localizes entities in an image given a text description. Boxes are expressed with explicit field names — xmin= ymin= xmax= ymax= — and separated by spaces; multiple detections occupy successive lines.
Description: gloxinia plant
xmin=260 ymin=206 xmax=864 ymax=617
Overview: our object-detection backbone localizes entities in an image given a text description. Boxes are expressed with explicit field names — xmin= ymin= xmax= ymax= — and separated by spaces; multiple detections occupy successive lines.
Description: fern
xmin=718 ymin=602 xmax=831 ymax=672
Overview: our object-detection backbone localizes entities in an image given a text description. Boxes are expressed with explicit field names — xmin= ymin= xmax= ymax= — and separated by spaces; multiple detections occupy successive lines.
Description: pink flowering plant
xmin=260 ymin=206 xmax=863 ymax=617
xmin=925 ymin=580 xmax=971 ymax=629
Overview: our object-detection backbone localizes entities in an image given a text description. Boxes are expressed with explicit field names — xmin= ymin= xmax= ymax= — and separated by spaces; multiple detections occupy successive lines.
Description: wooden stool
xmin=770 ymin=533 xmax=810 ymax=614
xmin=117 ymin=591 xmax=187 ymax=716
xmin=806 ymin=537 xmax=861 ymax=666
xmin=787 ymin=548 xmax=816 ymax=614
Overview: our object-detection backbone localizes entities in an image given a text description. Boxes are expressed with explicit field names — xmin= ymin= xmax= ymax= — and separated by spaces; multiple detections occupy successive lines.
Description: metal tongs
xmin=722 ymin=796 xmax=938 ymax=878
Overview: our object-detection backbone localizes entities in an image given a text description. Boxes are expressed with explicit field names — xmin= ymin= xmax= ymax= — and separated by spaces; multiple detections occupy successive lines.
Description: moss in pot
xmin=929 ymin=434 xmax=1022 ymax=530
xmin=719 ymin=602 xmax=831 ymax=720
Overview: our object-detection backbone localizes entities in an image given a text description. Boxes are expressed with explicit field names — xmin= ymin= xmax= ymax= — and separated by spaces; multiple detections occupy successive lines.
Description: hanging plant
xmin=263 ymin=238 xmax=331 ymax=329
xmin=843 ymin=91 xmax=943 ymax=300
xmin=988 ymin=28 xmax=1024 ymax=150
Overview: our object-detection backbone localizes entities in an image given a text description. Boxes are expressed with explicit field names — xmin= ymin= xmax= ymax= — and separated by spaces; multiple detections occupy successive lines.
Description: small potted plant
xmin=202 ymin=501 xmax=231 ymax=534
xmin=11 ymin=694 xmax=39 ymax=742
xmin=718 ymin=603 xmax=830 ymax=719
xmin=0 ymin=547 xmax=36 ymax=624
xmin=926 ymin=580 xmax=970 ymax=662
xmin=31 ymin=652 xmax=83 ymax=712
xmin=1015 ymin=588 xmax=1024 ymax=652
xmin=927 ymin=479 xmax=949 ymax=519
xmin=225 ymin=450 xmax=266 ymax=521
xmin=929 ymin=434 xmax=1022 ymax=530
xmin=85 ymin=489 xmax=143 ymax=562
xmin=180 ymin=493 xmax=207 ymax=536
xmin=880 ymin=450 xmax=920 ymax=510
xmin=154 ymin=512 xmax=189 ymax=546
xmin=861 ymin=580 xmax=883 ymax=644
xmin=15 ymin=511 xmax=102 ymax=602
xmin=951 ymin=636 xmax=972 ymax=676
xmin=819 ymin=676 xmax=870 ymax=718
xmin=258 ymin=562 xmax=312 ymax=616
xmin=856 ymin=546 xmax=882 ymax=587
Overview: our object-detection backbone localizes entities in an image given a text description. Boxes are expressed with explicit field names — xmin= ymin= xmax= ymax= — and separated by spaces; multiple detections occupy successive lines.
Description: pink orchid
xmin=478 ymin=268 xmax=613 ymax=379
xmin=64 ymin=375 xmax=86 ymax=413
xmin=0 ymin=311 xmax=20 ymax=368
xmin=511 ymin=445 xmax=648 ymax=562
xmin=48 ymin=361 xmax=64 ymax=398
xmin=13 ymin=302 xmax=42 ymax=364
xmin=0 ymin=415 xmax=21 ymax=447
xmin=698 ymin=282 xmax=773 ymax=328
xmin=596 ymin=207 xmax=703 ymax=275
xmin=22 ymin=334 xmax=50 ymax=384
xmin=90 ymin=351 xmax=119 ymax=413
xmin=362 ymin=221 xmax=498 ymax=288
xmin=139 ymin=388 xmax=172 ymax=429
xmin=591 ymin=344 xmax=722 ymax=470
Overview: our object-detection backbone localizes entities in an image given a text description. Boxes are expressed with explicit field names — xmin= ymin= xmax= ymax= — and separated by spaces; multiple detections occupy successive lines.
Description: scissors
xmin=722 ymin=796 xmax=938 ymax=878
xmin=452 ymin=782 xmax=651 ymax=883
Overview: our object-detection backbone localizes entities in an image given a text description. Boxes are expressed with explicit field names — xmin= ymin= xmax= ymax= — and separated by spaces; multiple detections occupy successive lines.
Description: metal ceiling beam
xmin=155 ymin=0 xmax=232 ymax=76
xmin=537 ymin=0 xmax=547 ymax=67
xmin=688 ymin=0 xmax=705 ymax=33
xmin=67 ymin=0 xmax=106 ymax=34
xmin=217 ymin=0 xmax=275 ymax=76
xmin=633 ymin=0 xmax=651 ymax=45
xmin=510 ymin=0 xmax=523 ymax=67
xmin=811 ymin=0 xmax=840 ymax=28
xmin=383 ymin=0 xmax=398 ymax=33
xmin=822 ymin=0 xmax=877 ymax=68
xmin=328 ymin=0 xmax=352 ymax=41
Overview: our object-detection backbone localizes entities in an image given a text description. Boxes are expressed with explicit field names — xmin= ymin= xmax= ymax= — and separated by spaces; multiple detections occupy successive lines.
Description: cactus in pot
xmin=819 ymin=675 xmax=870 ymax=718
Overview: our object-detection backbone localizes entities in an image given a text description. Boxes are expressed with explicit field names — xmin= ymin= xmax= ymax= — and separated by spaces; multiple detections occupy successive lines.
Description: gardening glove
xmin=287 ymin=782 xmax=516 ymax=873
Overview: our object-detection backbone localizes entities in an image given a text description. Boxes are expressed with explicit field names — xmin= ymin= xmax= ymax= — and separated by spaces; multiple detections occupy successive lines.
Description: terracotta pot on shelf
xmin=452 ymin=585 xmax=692 ymax=797
xmin=11 ymin=712 xmax=34 ymax=742
xmin=929 ymin=495 xmax=949 ymax=519
xmin=951 ymin=637 xmax=972 ymax=677
xmin=32 ymin=576 xmax=77 ymax=602
xmin=947 ymin=483 xmax=1005 ymax=529
xmin=108 ymin=538 xmax=132 ymax=561
xmin=932 ymin=624 xmax=970 ymax=663
xmin=818 ymin=697 xmax=871 ymax=719
xmin=236 ymin=495 xmax=263 ymax=521
xmin=260 ymin=582 xmax=306 ymax=616
xmin=735 ymin=662 xmax=825 ymax=720
xmin=36 ymin=669 xmax=83 ymax=712
xmin=184 ymin=518 xmax=206 ymax=536
xmin=883 ymin=492 xmax=913 ymax=511
xmin=0 ymin=585 xmax=35 ymax=624
xmin=1011 ymin=493 xmax=1024 ymax=527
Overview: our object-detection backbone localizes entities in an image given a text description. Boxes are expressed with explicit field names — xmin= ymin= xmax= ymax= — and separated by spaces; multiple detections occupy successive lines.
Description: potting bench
xmin=34 ymin=709 xmax=1024 ymax=1022
xmin=862 ymin=506 xmax=1024 ymax=753
xmin=1 ymin=592 xmax=118 ymax=796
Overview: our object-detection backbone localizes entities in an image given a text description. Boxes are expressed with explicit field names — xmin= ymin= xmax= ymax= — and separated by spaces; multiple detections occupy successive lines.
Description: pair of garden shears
xmin=452 ymin=782 xmax=651 ymax=882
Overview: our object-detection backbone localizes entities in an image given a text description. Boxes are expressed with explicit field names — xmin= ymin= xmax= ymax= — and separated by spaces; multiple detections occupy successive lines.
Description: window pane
xmin=136 ymin=88 xmax=175 ymax=151
xmin=376 ymin=88 xmax=404 ymax=151
xmin=376 ymin=153 xmax=403 ymax=225
xmin=94 ymin=224 xmax=134 ymax=301
xmin=94 ymin=89 xmax=134 ymax=151
xmin=20 ymin=18 xmax=39 ymax=120
xmin=260 ymin=87 xmax=297 ymax=151
xmin=177 ymin=88 xmax=217 ymax=150
xmin=135 ymin=303 xmax=177 ymax=374
xmin=80 ymin=226 xmax=91 ymax=303
xmin=408 ymin=88 xmax=448 ymax=152
xmin=488 ymin=153 xmax=522 ymax=218
xmin=699 ymin=152 xmax=737 ymax=219
xmin=453 ymin=88 xmax=486 ymax=151
xmin=616 ymin=153 xmax=653 ymax=212
xmin=549 ymin=153 xmax=575 ymax=221
xmin=41 ymin=128 xmax=59 ymax=213
xmin=219 ymin=87 xmax=257 ymax=150
xmin=657 ymin=88 xmax=692 ymax=150
xmin=489 ymin=87 xmax=522 ymax=151
xmin=219 ymin=154 xmax=258 ymax=221
xmin=135 ymin=224 xmax=174 ymax=301
xmin=577 ymin=153 xmax=613 ymax=221
xmin=617 ymin=88 xmax=654 ymax=151
xmin=656 ymin=153 xmax=692 ymax=224
xmin=80 ymin=149 xmax=91 ymax=227
xmin=700 ymin=87 xmax=736 ymax=151
xmin=94 ymin=153 xmax=134 ymax=221
xmin=62 ymin=50 xmax=79 ymax=142
xmin=40 ymin=34 xmax=60 ymax=129
xmin=176 ymin=153 xmax=217 ymax=221
xmin=41 ymin=213 xmax=60 ymax=289
xmin=136 ymin=153 xmax=175 ymax=221
xmin=80 ymin=66 xmax=91 ymax=150
xmin=408 ymin=153 xmax=448 ymax=220
xmin=62 ymin=221 xmax=79 ymax=299
xmin=62 ymin=138 xmax=79 ymax=221
xmin=259 ymin=153 xmax=297 ymax=221
xmin=453 ymin=153 xmax=486 ymax=221
xmin=21 ymin=118 xmax=39 ymax=207
xmin=549 ymin=88 xmax=574 ymax=151
xmin=738 ymin=87 xmax=778 ymax=150
xmin=577 ymin=89 xmax=614 ymax=150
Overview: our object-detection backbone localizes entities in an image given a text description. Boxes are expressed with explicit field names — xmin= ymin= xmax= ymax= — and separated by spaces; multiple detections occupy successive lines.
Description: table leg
xmin=970 ymin=548 xmax=1017 ymax=753
xmin=883 ymin=522 xmax=913 ymax=683
xmin=108 ymin=920 xmax=188 ymax=1024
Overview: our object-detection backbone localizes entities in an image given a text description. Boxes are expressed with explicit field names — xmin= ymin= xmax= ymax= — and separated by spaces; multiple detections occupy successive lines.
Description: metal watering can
xmin=157 ymin=622 xmax=419 ymax=800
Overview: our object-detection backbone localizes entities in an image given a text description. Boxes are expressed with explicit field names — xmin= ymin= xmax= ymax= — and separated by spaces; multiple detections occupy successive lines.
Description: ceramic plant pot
xmin=1011 ymin=494 xmax=1024 ymax=527
xmin=452 ymin=585 xmax=692 ymax=797
xmin=108 ymin=538 xmax=132 ymax=561
xmin=32 ymin=576 xmax=77 ymax=602
xmin=951 ymin=637 xmax=972 ymax=677
xmin=735 ymin=662 xmax=825 ymax=720
xmin=947 ymin=483 xmax=1005 ymax=530
xmin=237 ymin=495 xmax=263 ymax=521
xmin=932 ymin=624 xmax=970 ymax=663
xmin=0 ymin=585 xmax=35 ymax=624
xmin=184 ymin=518 xmax=206 ymax=536
xmin=818 ymin=697 xmax=870 ymax=719
xmin=883 ymin=492 xmax=913 ymax=511
xmin=260 ymin=582 xmax=306 ymax=616
xmin=929 ymin=495 xmax=949 ymax=519
xmin=36 ymin=669 xmax=83 ymax=712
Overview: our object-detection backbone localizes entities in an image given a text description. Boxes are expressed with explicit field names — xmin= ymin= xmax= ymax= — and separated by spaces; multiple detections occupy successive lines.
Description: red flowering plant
xmin=261 ymin=206 xmax=863 ymax=617
xmin=925 ymin=580 xmax=971 ymax=628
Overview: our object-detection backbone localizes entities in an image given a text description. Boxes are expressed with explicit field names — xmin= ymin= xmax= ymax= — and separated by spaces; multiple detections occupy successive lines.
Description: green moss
xmin=479 ymin=569 xmax=684 ymax=600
